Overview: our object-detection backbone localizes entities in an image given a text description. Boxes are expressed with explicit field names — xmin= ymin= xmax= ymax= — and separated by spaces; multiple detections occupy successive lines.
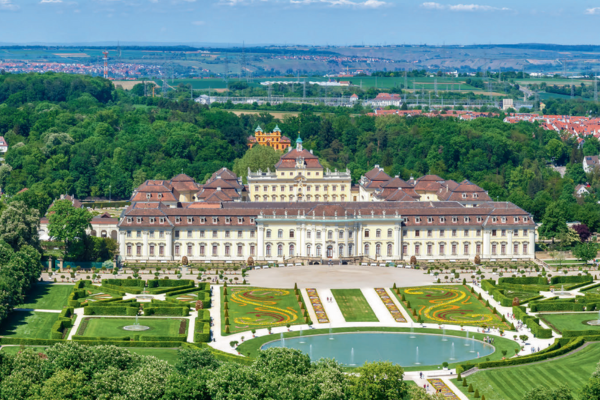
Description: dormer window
xmin=159 ymin=217 xmax=165 ymax=224
xmin=440 ymin=217 xmax=445 ymax=223
xmin=200 ymin=217 xmax=206 ymax=224
xmin=462 ymin=193 xmax=467 ymax=199
xmin=415 ymin=217 xmax=421 ymax=223
xmin=187 ymin=217 xmax=193 ymax=224
xmin=150 ymin=217 xmax=155 ymax=224
xmin=492 ymin=217 xmax=497 ymax=223
xmin=238 ymin=217 xmax=243 ymax=223
xmin=501 ymin=217 xmax=506 ymax=223
xmin=514 ymin=217 xmax=520 ymax=223
xmin=452 ymin=217 xmax=458 ymax=223
xmin=136 ymin=217 xmax=142 ymax=223
xmin=212 ymin=217 xmax=218 ymax=224
xmin=464 ymin=217 xmax=470 ymax=222
xmin=524 ymin=217 xmax=529 ymax=222
xmin=127 ymin=217 xmax=132 ymax=223
xmin=146 ymin=193 xmax=151 ymax=200
xmin=175 ymin=217 xmax=181 ymax=224
xmin=427 ymin=217 xmax=433 ymax=223
xmin=473 ymin=193 xmax=478 ymax=198
xmin=225 ymin=217 xmax=231 ymax=224
xmin=250 ymin=218 xmax=255 ymax=224
xmin=158 ymin=193 xmax=162 ymax=199
xmin=477 ymin=217 xmax=482 ymax=223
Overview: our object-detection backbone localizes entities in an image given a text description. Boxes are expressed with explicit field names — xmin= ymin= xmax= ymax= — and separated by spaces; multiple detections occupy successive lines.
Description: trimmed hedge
xmin=148 ymin=279 xmax=195 ymax=288
xmin=194 ymin=320 xmax=211 ymax=343
xmin=73 ymin=340 xmax=184 ymax=347
xmin=0 ymin=338 xmax=65 ymax=345
xmin=198 ymin=309 xmax=211 ymax=322
xmin=139 ymin=336 xmax=186 ymax=342
xmin=72 ymin=336 xmax=131 ymax=341
xmin=550 ymin=275 xmax=593 ymax=285
xmin=50 ymin=307 xmax=75 ymax=339
xmin=499 ymin=277 xmax=547 ymax=285
xmin=476 ymin=337 xmax=584 ymax=369
xmin=102 ymin=279 xmax=145 ymax=295
xmin=144 ymin=307 xmax=189 ymax=316
xmin=84 ymin=306 xmax=138 ymax=316
xmin=563 ymin=329 xmax=600 ymax=338
xmin=530 ymin=299 xmax=586 ymax=312
xmin=513 ymin=306 xmax=552 ymax=338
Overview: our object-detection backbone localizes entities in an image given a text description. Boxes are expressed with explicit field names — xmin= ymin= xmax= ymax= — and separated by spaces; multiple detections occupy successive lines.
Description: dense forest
xmin=1 ymin=72 xmax=600 ymax=240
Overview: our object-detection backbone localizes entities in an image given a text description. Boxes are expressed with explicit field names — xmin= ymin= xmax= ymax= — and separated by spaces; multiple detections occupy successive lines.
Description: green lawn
xmin=222 ymin=287 xmax=305 ymax=335
xmin=78 ymin=317 xmax=187 ymax=338
xmin=452 ymin=343 xmax=600 ymax=400
xmin=539 ymin=313 xmax=600 ymax=334
xmin=331 ymin=289 xmax=379 ymax=322
xmin=18 ymin=284 xmax=74 ymax=310
xmin=0 ymin=311 xmax=60 ymax=339
xmin=0 ymin=346 xmax=49 ymax=355
xmin=237 ymin=327 xmax=519 ymax=372
xmin=396 ymin=286 xmax=509 ymax=329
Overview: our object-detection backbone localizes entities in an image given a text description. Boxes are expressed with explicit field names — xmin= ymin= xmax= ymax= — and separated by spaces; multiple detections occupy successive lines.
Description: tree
xmin=0 ymin=201 xmax=40 ymax=252
xmin=232 ymin=145 xmax=283 ymax=183
xmin=47 ymin=199 xmax=93 ymax=259
xmin=573 ymin=242 xmax=598 ymax=263
xmin=408 ymin=386 xmax=446 ymax=400
xmin=522 ymin=385 xmax=574 ymax=400
xmin=572 ymin=224 xmax=591 ymax=242
xmin=351 ymin=361 xmax=407 ymax=400
xmin=581 ymin=377 xmax=600 ymax=400
xmin=174 ymin=347 xmax=220 ymax=374
xmin=546 ymin=139 xmax=566 ymax=163
xmin=539 ymin=202 xmax=568 ymax=240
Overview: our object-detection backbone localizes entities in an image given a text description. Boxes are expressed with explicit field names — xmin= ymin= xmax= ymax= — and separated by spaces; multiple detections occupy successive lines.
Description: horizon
xmin=1 ymin=0 xmax=599 ymax=45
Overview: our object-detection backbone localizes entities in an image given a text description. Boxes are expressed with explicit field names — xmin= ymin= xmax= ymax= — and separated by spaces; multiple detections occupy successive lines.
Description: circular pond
xmin=261 ymin=333 xmax=494 ymax=366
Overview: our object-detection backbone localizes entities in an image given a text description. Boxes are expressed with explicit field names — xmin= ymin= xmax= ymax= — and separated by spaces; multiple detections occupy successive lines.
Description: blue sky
xmin=1 ymin=0 xmax=599 ymax=45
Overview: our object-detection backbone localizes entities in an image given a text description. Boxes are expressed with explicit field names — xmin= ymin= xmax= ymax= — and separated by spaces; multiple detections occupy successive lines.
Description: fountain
xmin=414 ymin=346 xmax=420 ymax=365
xmin=309 ymin=344 xmax=313 ymax=360
xmin=123 ymin=315 xmax=150 ymax=331
xmin=442 ymin=326 xmax=448 ymax=341
xmin=281 ymin=332 xmax=285 ymax=348
xmin=349 ymin=348 xmax=355 ymax=366
xmin=299 ymin=328 xmax=305 ymax=343
xmin=136 ymin=286 xmax=153 ymax=301
xmin=465 ymin=331 xmax=470 ymax=346
xmin=587 ymin=310 xmax=600 ymax=326
xmin=470 ymin=336 xmax=476 ymax=353
xmin=329 ymin=323 xmax=334 ymax=340
xmin=410 ymin=322 xmax=415 ymax=339
xmin=554 ymin=284 xmax=573 ymax=297
xmin=449 ymin=343 xmax=456 ymax=361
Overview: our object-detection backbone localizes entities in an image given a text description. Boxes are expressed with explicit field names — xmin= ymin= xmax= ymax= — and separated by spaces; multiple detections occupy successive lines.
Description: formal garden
xmin=221 ymin=284 xmax=309 ymax=335
xmin=331 ymin=289 xmax=379 ymax=322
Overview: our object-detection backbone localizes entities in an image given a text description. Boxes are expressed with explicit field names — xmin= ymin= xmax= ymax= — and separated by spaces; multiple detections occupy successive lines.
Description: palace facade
xmin=247 ymin=125 xmax=291 ymax=151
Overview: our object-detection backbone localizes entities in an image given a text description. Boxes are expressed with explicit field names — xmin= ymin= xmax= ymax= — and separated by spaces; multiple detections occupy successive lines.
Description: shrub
xmin=468 ymin=384 xmax=474 ymax=393
xmin=474 ymin=389 xmax=480 ymax=398
xmin=194 ymin=321 xmax=211 ymax=342
xmin=462 ymin=378 xmax=467 ymax=387
xmin=457 ymin=372 xmax=462 ymax=381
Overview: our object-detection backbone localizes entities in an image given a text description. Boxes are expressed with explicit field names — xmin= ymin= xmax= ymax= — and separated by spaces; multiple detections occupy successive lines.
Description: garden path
xmin=300 ymin=289 xmax=321 ymax=327
xmin=13 ymin=308 xmax=62 ymax=313
xmin=67 ymin=308 xmax=84 ymax=340
xmin=385 ymin=288 xmax=412 ymax=321
xmin=187 ymin=310 xmax=197 ymax=343
xmin=441 ymin=378 xmax=469 ymax=400
xmin=317 ymin=288 xmax=345 ymax=324
xmin=360 ymin=288 xmax=395 ymax=324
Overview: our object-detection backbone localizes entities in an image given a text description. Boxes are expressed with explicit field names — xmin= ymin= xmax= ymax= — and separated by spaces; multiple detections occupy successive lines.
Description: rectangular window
xmin=523 ymin=243 xmax=528 ymax=254
xmin=501 ymin=229 xmax=506 ymax=237
xmin=212 ymin=245 xmax=218 ymax=257
xmin=200 ymin=231 xmax=205 ymax=238
xmin=187 ymin=230 xmax=192 ymax=238
xmin=238 ymin=231 xmax=243 ymax=238
xmin=250 ymin=245 xmax=255 ymax=256
xmin=149 ymin=231 xmax=155 ymax=238
xmin=136 ymin=245 xmax=141 ymax=256
xmin=452 ymin=229 xmax=457 ymax=237
xmin=200 ymin=245 xmax=205 ymax=256
xmin=212 ymin=231 xmax=218 ymax=238
xmin=159 ymin=231 xmax=164 ymax=239
xmin=187 ymin=245 xmax=192 ymax=256
xmin=127 ymin=230 xmax=132 ymax=238
xmin=174 ymin=245 xmax=180 ymax=256
xmin=159 ymin=246 xmax=164 ymax=256
xmin=137 ymin=231 xmax=142 ymax=238
xmin=514 ymin=230 xmax=519 ymax=237
xmin=464 ymin=244 xmax=469 ymax=255
xmin=415 ymin=230 xmax=420 ymax=237
xmin=492 ymin=244 xmax=497 ymax=255
xmin=339 ymin=230 xmax=344 ymax=239
xmin=225 ymin=245 xmax=230 ymax=256
xmin=476 ymin=229 xmax=481 ymax=236
xmin=225 ymin=231 xmax=230 ymax=238
xmin=439 ymin=229 xmax=444 ymax=237
xmin=464 ymin=229 xmax=469 ymax=237
xmin=492 ymin=230 xmax=497 ymax=237
xmin=427 ymin=230 xmax=432 ymax=237
xmin=427 ymin=244 xmax=432 ymax=256
xmin=250 ymin=231 xmax=255 ymax=238
xmin=415 ymin=244 xmax=420 ymax=256
xmin=174 ymin=231 xmax=179 ymax=239
xmin=514 ymin=243 xmax=519 ymax=254
xmin=439 ymin=244 xmax=445 ymax=255
xmin=149 ymin=245 xmax=155 ymax=256
xmin=452 ymin=244 xmax=457 ymax=255
xmin=501 ymin=244 xmax=506 ymax=255
xmin=476 ymin=244 xmax=481 ymax=254
xmin=237 ymin=245 xmax=243 ymax=256
xmin=403 ymin=244 xmax=408 ymax=255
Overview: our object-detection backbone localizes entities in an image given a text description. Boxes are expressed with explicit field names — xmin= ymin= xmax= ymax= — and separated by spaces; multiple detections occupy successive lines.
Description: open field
xmin=78 ymin=317 xmax=187 ymax=338
xmin=331 ymin=289 xmax=379 ymax=322
xmin=112 ymin=80 xmax=155 ymax=90
xmin=18 ymin=284 xmax=74 ymax=310
xmin=397 ymin=286 xmax=509 ymax=328
xmin=0 ymin=311 xmax=59 ymax=339
xmin=452 ymin=342 xmax=600 ymax=400
xmin=229 ymin=110 xmax=300 ymax=119
xmin=222 ymin=287 xmax=304 ymax=335
xmin=539 ymin=313 xmax=600 ymax=334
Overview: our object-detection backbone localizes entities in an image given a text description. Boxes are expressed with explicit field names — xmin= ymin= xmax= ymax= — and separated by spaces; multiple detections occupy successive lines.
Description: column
xmin=312 ymin=224 xmax=316 ymax=256
xmin=297 ymin=226 xmax=303 ymax=257
xmin=344 ymin=227 xmax=349 ymax=257
xmin=322 ymin=225 xmax=326 ymax=258
xmin=142 ymin=231 xmax=149 ymax=258
xmin=395 ymin=225 xmax=401 ymax=258
xmin=357 ymin=223 xmax=363 ymax=256
xmin=166 ymin=231 xmax=173 ymax=260
xmin=507 ymin=230 xmax=513 ymax=258
xmin=528 ymin=229 xmax=535 ymax=258
xmin=119 ymin=231 xmax=126 ymax=259
xmin=483 ymin=230 xmax=491 ymax=258
xmin=334 ymin=228 xmax=340 ymax=258
xmin=257 ymin=226 xmax=264 ymax=258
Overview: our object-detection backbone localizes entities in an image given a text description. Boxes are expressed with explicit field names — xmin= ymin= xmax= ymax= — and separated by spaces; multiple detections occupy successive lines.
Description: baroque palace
xmin=115 ymin=136 xmax=536 ymax=264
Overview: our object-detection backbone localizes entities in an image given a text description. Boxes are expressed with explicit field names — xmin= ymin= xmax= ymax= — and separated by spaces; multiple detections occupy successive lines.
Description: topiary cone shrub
xmin=223 ymin=287 xmax=228 ymax=296
xmin=225 ymin=318 xmax=230 ymax=325
xmin=224 ymin=302 xmax=229 ymax=310
xmin=406 ymin=301 xmax=411 ymax=308
xmin=457 ymin=372 xmax=462 ymax=381
xmin=412 ymin=309 xmax=417 ymax=317
xmin=481 ymin=395 xmax=486 ymax=400
xmin=462 ymin=378 xmax=467 ymax=387
xmin=225 ymin=326 xmax=230 ymax=334
xmin=468 ymin=384 xmax=474 ymax=393
xmin=224 ymin=310 xmax=229 ymax=318
xmin=474 ymin=389 xmax=480 ymax=398
xmin=401 ymin=293 xmax=406 ymax=301
xmin=477 ymin=292 xmax=482 ymax=300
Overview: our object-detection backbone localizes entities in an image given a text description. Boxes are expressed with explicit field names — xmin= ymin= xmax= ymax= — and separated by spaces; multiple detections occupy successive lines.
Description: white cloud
xmin=289 ymin=0 xmax=387 ymax=7
xmin=40 ymin=0 xmax=63 ymax=3
xmin=192 ymin=20 xmax=205 ymax=25
xmin=0 ymin=0 xmax=19 ymax=10
xmin=421 ymin=2 xmax=510 ymax=11
xmin=586 ymin=7 xmax=600 ymax=14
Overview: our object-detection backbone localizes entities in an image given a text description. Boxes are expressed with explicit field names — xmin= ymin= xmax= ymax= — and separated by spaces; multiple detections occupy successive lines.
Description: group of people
xmin=483 ymin=336 xmax=495 ymax=344
xmin=325 ymin=297 xmax=334 ymax=303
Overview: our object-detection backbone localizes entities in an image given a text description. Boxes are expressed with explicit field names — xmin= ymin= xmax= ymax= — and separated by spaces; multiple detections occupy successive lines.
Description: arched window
xmin=263 ymin=195 xmax=268 ymax=201
xmin=316 ymin=245 xmax=322 ymax=257
xmin=315 ymin=195 xmax=320 ymax=201
xmin=387 ymin=244 xmax=392 ymax=256
xmin=266 ymin=244 xmax=272 ymax=257
xmin=278 ymin=229 xmax=283 ymax=238
xmin=289 ymin=230 xmax=295 ymax=239
xmin=328 ymin=230 xmax=333 ymax=240
xmin=439 ymin=243 xmax=445 ymax=255
xmin=127 ymin=244 xmax=132 ymax=256
xmin=289 ymin=244 xmax=295 ymax=256
xmin=173 ymin=244 xmax=179 ymax=256
xmin=348 ymin=244 xmax=354 ymax=255
xmin=307 ymin=195 xmax=312 ymax=201
xmin=255 ymin=196 xmax=259 ymax=201
xmin=277 ymin=244 xmax=283 ymax=257
xmin=341 ymin=195 xmax=345 ymax=201
xmin=364 ymin=244 xmax=370 ymax=255
xmin=289 ymin=195 xmax=294 ymax=201
xmin=306 ymin=244 xmax=312 ymax=256
xmin=332 ymin=195 xmax=337 ymax=201
xmin=465 ymin=243 xmax=470 ymax=255
xmin=376 ymin=244 xmax=381 ymax=256
xmin=101 ymin=230 xmax=107 ymax=238
xmin=212 ymin=245 xmax=218 ymax=256
xmin=339 ymin=245 xmax=344 ymax=257
xmin=272 ymin=195 xmax=277 ymax=201
xmin=376 ymin=229 xmax=381 ymax=238
xmin=281 ymin=195 xmax=285 ymax=201
xmin=266 ymin=229 xmax=272 ymax=238
xmin=199 ymin=244 xmax=205 ymax=256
